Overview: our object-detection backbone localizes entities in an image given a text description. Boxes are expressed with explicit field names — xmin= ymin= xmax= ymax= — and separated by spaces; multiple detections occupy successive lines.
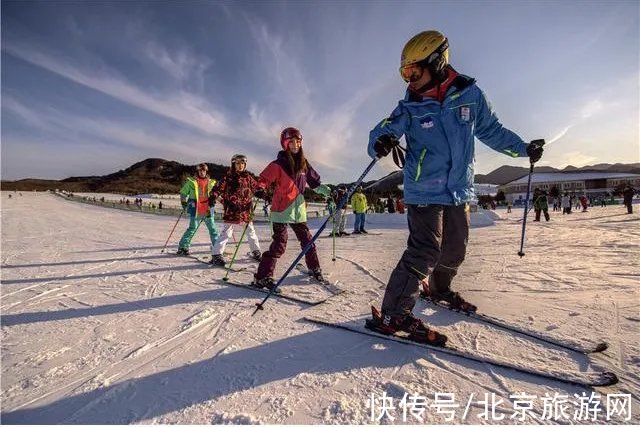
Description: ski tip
xmin=594 ymin=342 xmax=609 ymax=353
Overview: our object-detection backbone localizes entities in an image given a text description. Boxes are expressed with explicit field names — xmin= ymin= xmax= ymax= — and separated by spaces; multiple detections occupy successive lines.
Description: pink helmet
xmin=280 ymin=127 xmax=303 ymax=150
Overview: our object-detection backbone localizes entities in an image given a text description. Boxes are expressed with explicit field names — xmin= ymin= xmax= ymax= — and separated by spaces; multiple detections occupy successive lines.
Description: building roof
xmin=505 ymin=172 xmax=640 ymax=186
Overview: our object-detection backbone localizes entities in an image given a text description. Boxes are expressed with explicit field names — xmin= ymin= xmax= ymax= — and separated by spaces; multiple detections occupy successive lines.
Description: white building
xmin=499 ymin=172 xmax=640 ymax=203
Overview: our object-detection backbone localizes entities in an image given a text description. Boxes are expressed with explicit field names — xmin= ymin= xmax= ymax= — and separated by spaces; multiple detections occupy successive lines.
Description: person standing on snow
xmin=533 ymin=188 xmax=550 ymax=222
xmin=176 ymin=163 xmax=219 ymax=257
xmin=210 ymin=154 xmax=264 ymax=267
xmin=251 ymin=127 xmax=331 ymax=291
xmin=364 ymin=30 xmax=544 ymax=346
xmin=561 ymin=193 xmax=571 ymax=214
xmin=623 ymin=184 xmax=635 ymax=214
xmin=331 ymin=186 xmax=349 ymax=236
xmin=351 ymin=186 xmax=368 ymax=234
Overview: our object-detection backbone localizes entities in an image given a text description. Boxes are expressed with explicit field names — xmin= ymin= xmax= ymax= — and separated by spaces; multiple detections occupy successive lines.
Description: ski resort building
xmin=499 ymin=172 xmax=640 ymax=203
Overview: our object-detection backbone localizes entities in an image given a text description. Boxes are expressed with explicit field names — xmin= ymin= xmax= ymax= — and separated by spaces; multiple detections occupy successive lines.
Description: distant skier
xmin=386 ymin=196 xmax=396 ymax=213
xmin=351 ymin=186 xmax=368 ymax=234
xmin=176 ymin=163 xmax=219 ymax=256
xmin=396 ymin=197 xmax=406 ymax=214
xmin=210 ymin=154 xmax=264 ymax=266
xmin=562 ymin=193 xmax=571 ymax=214
xmin=364 ymin=30 xmax=544 ymax=345
xmin=623 ymin=184 xmax=635 ymax=214
xmin=579 ymin=195 xmax=588 ymax=212
xmin=507 ymin=201 xmax=512 ymax=213
xmin=331 ymin=186 xmax=349 ymax=236
xmin=251 ymin=127 xmax=331 ymax=291
xmin=533 ymin=188 xmax=550 ymax=222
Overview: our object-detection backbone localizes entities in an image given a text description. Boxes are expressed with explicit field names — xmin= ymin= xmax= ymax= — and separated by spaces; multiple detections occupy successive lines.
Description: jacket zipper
xmin=414 ymin=148 xmax=427 ymax=182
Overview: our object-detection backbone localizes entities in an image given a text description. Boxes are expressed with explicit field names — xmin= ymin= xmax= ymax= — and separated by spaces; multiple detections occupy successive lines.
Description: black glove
xmin=526 ymin=139 xmax=545 ymax=164
xmin=373 ymin=134 xmax=400 ymax=158
xmin=254 ymin=189 xmax=266 ymax=200
xmin=181 ymin=200 xmax=188 ymax=210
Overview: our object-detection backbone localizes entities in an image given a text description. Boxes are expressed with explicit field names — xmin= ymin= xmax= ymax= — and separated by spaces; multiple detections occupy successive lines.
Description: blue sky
xmin=1 ymin=1 xmax=638 ymax=182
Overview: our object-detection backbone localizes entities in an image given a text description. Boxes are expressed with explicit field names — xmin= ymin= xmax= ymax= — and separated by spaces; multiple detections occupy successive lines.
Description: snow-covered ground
xmin=1 ymin=192 xmax=638 ymax=424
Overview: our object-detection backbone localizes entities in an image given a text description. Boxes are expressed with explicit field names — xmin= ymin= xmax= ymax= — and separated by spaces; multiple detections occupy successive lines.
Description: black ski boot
xmin=176 ymin=247 xmax=190 ymax=256
xmin=421 ymin=282 xmax=477 ymax=313
xmin=250 ymin=276 xmax=280 ymax=293
xmin=210 ymin=254 xmax=226 ymax=267
xmin=438 ymin=291 xmax=477 ymax=313
xmin=309 ymin=268 xmax=326 ymax=282
xmin=250 ymin=250 xmax=262 ymax=262
xmin=365 ymin=306 xmax=447 ymax=347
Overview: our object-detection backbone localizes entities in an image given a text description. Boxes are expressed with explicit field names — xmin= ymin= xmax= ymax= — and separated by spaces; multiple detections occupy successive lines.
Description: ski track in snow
xmin=1 ymin=193 xmax=639 ymax=424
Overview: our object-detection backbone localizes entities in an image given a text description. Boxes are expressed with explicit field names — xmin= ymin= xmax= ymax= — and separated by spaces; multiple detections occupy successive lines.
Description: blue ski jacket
xmin=368 ymin=74 xmax=529 ymax=206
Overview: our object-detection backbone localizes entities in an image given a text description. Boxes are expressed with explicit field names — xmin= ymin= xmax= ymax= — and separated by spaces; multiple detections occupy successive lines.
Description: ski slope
xmin=1 ymin=192 xmax=638 ymax=424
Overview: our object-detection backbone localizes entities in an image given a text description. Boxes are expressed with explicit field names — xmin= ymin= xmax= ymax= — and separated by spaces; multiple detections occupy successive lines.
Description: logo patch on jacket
xmin=420 ymin=118 xmax=434 ymax=129
xmin=460 ymin=106 xmax=471 ymax=122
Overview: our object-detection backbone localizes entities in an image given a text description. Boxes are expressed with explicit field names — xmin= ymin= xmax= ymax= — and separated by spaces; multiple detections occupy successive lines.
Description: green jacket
xmin=533 ymin=195 xmax=548 ymax=210
xmin=180 ymin=177 xmax=217 ymax=203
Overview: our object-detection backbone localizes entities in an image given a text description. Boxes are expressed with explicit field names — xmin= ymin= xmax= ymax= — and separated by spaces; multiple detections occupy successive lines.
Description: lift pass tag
xmin=460 ymin=106 xmax=471 ymax=122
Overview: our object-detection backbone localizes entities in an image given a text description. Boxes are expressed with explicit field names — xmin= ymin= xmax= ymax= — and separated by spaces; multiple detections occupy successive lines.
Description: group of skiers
xmin=175 ymin=128 xmax=331 ymax=291
xmin=173 ymin=29 xmax=550 ymax=346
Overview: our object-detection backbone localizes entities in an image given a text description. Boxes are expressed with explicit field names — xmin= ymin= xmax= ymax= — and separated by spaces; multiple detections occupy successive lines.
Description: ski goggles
xmin=399 ymin=63 xmax=424 ymax=83
xmin=284 ymin=135 xmax=303 ymax=145
xmin=232 ymin=155 xmax=247 ymax=164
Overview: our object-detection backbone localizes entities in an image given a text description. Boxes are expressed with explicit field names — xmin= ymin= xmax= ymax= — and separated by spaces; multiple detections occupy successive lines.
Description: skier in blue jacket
xmin=365 ymin=30 xmax=544 ymax=346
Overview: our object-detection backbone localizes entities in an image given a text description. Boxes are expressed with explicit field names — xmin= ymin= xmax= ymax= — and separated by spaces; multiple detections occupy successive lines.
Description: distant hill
xmin=0 ymin=158 xmax=236 ymax=194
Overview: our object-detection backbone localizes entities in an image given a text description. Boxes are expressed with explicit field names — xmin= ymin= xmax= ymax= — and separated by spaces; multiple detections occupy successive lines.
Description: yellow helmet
xmin=400 ymin=30 xmax=449 ymax=81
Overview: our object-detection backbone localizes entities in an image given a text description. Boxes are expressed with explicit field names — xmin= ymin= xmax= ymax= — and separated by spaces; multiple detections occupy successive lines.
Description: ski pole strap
xmin=391 ymin=145 xmax=406 ymax=169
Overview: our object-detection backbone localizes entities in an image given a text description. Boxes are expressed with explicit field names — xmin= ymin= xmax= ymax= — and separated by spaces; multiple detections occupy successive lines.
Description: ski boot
xmin=365 ymin=306 xmax=447 ymax=347
xmin=176 ymin=247 xmax=190 ymax=256
xmin=308 ymin=268 xmax=326 ymax=282
xmin=423 ymin=285 xmax=477 ymax=313
xmin=210 ymin=254 xmax=226 ymax=267
xmin=352 ymin=230 xmax=361 ymax=234
xmin=360 ymin=229 xmax=368 ymax=234
xmin=250 ymin=250 xmax=262 ymax=262
xmin=250 ymin=276 xmax=280 ymax=293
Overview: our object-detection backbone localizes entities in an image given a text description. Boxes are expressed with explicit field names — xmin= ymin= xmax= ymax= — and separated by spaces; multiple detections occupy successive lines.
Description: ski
xmin=304 ymin=316 xmax=618 ymax=388
xmin=419 ymin=296 xmax=608 ymax=354
xmin=169 ymin=253 xmax=249 ymax=273
xmin=221 ymin=278 xmax=330 ymax=306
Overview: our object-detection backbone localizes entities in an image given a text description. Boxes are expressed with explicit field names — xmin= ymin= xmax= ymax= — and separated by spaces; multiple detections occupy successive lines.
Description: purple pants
xmin=256 ymin=222 xmax=320 ymax=279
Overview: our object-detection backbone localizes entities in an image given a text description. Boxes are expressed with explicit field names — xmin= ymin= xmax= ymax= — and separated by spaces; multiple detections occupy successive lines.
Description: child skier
xmin=252 ymin=127 xmax=331 ymax=291
xmin=365 ymin=30 xmax=543 ymax=346
xmin=210 ymin=154 xmax=264 ymax=266
xmin=176 ymin=163 xmax=219 ymax=257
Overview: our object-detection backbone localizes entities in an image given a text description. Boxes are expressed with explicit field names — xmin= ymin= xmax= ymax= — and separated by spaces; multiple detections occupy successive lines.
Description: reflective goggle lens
xmin=400 ymin=64 xmax=423 ymax=83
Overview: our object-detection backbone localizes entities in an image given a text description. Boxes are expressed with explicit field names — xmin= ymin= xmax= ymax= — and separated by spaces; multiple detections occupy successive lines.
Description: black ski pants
xmin=381 ymin=204 xmax=469 ymax=316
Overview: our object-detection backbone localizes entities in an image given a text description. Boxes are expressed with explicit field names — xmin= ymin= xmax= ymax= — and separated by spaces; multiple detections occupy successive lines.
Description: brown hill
xmin=0 ymin=158 xmax=237 ymax=194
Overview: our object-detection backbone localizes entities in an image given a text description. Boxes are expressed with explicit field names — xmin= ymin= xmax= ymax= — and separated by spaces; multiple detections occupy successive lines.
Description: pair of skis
xmin=305 ymin=297 xmax=617 ymax=387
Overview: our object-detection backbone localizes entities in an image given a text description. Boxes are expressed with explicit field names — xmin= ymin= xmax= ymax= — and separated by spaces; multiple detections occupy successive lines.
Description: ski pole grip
xmin=530 ymin=138 xmax=545 ymax=147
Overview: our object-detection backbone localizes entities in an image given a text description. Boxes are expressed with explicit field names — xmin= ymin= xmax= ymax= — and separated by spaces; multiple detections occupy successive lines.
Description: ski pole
xmin=518 ymin=139 xmax=545 ymax=257
xmin=161 ymin=209 xmax=185 ymax=253
xmin=331 ymin=213 xmax=336 ymax=262
xmin=223 ymin=202 xmax=258 ymax=282
xmin=253 ymin=157 xmax=379 ymax=314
